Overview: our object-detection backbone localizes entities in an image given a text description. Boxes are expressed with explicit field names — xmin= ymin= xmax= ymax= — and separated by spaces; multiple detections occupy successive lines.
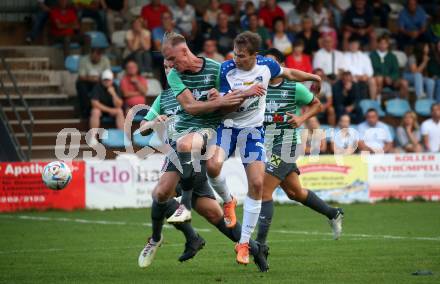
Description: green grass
xmin=1 ymin=203 xmax=440 ymax=283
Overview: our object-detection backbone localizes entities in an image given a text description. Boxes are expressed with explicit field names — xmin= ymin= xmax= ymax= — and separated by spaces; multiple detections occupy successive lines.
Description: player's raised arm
xmin=280 ymin=67 xmax=322 ymax=83
xmin=286 ymin=83 xmax=322 ymax=128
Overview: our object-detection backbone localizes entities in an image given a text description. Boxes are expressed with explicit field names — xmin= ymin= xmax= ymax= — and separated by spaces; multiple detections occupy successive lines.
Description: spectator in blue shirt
xmin=397 ymin=0 xmax=429 ymax=49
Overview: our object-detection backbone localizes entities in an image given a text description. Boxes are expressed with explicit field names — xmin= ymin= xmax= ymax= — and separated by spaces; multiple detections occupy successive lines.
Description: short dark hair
xmin=259 ymin=48 xmax=285 ymax=64
xmin=378 ymin=34 xmax=390 ymax=43
xmin=366 ymin=108 xmax=378 ymax=115
xmin=292 ymin=39 xmax=304 ymax=48
xmin=348 ymin=35 xmax=361 ymax=43
xmin=234 ymin=31 xmax=261 ymax=55
xmin=272 ymin=17 xmax=285 ymax=29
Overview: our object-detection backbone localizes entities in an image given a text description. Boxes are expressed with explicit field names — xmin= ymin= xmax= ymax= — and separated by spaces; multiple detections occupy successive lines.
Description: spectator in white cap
xmin=89 ymin=69 xmax=124 ymax=145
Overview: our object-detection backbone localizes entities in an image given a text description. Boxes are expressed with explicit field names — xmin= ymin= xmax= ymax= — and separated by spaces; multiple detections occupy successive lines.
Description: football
xmin=41 ymin=161 xmax=72 ymax=190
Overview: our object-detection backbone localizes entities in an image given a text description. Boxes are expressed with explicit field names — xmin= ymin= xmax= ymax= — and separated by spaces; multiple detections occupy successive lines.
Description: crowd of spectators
xmin=24 ymin=0 xmax=440 ymax=153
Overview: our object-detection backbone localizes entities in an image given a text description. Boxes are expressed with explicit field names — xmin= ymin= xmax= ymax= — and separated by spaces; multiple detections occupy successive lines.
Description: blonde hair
xmin=401 ymin=111 xmax=419 ymax=130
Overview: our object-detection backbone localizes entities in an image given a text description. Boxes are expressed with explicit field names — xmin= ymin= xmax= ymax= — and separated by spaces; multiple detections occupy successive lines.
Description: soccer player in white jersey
xmin=205 ymin=31 xmax=322 ymax=265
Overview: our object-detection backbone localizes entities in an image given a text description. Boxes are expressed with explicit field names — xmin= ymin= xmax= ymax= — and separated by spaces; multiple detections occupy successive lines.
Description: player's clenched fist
xmin=286 ymin=111 xmax=305 ymax=128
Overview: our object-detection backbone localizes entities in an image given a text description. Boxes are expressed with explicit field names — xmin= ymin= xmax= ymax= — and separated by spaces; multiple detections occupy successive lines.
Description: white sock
xmin=208 ymin=173 xmax=233 ymax=203
xmin=239 ymin=196 xmax=262 ymax=244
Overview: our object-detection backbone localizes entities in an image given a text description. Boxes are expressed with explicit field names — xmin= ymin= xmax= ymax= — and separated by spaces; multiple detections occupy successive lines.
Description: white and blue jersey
xmin=216 ymin=55 xmax=283 ymax=165
xmin=219 ymin=55 xmax=283 ymax=128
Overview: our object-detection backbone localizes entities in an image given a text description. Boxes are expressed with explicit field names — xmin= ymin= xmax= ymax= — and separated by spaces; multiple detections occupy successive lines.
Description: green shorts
xmin=265 ymin=144 xmax=300 ymax=181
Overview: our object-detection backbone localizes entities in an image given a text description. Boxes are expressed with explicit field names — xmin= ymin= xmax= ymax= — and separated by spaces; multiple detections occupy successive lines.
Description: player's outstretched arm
xmin=281 ymin=68 xmax=321 ymax=83
xmin=286 ymin=83 xmax=322 ymax=128
xmin=286 ymin=97 xmax=322 ymax=128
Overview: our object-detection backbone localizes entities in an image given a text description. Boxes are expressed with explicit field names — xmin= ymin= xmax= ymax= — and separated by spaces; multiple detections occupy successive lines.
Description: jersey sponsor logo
xmin=203 ymin=75 xmax=211 ymax=85
xmin=269 ymin=154 xmax=282 ymax=168
xmin=264 ymin=113 xmax=285 ymax=123
xmin=193 ymin=89 xmax=207 ymax=101
xmin=266 ymin=100 xmax=288 ymax=112
xmin=165 ymin=106 xmax=179 ymax=115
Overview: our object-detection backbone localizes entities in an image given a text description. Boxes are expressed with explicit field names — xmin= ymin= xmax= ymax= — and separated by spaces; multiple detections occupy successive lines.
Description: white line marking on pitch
xmin=1 ymin=215 xmax=440 ymax=242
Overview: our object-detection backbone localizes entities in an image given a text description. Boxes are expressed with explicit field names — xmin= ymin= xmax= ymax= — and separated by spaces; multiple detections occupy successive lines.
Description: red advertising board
xmin=0 ymin=161 xmax=85 ymax=212
xmin=368 ymin=153 xmax=440 ymax=200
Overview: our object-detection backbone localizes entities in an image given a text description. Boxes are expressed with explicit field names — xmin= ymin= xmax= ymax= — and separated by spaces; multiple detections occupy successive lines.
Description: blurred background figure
xmin=331 ymin=114 xmax=359 ymax=155
xmin=421 ymin=104 xmax=440 ymax=153
xmin=89 ymin=69 xmax=124 ymax=146
xmin=125 ymin=17 xmax=152 ymax=74
xmin=302 ymin=116 xmax=328 ymax=155
xmin=120 ymin=60 xmax=148 ymax=113
xmin=357 ymin=108 xmax=394 ymax=154
xmin=198 ymin=39 xmax=225 ymax=63
xmin=396 ymin=111 xmax=423 ymax=153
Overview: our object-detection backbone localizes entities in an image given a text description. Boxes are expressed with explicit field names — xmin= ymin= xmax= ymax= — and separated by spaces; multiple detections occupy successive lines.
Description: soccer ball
xmin=42 ymin=161 xmax=72 ymax=190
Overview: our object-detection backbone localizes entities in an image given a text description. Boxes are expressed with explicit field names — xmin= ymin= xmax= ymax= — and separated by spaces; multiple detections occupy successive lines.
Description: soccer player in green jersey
xmin=138 ymin=61 xmax=269 ymax=272
xmin=256 ymin=49 xmax=344 ymax=265
xmin=158 ymin=32 xmax=245 ymax=224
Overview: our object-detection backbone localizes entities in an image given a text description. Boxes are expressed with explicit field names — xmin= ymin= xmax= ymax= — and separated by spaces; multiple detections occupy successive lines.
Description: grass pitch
xmin=1 ymin=202 xmax=439 ymax=283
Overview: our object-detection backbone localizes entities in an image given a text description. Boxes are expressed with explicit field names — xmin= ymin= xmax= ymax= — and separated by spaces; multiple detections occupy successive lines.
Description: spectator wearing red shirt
xmin=141 ymin=0 xmax=170 ymax=30
xmin=285 ymin=40 xmax=313 ymax=73
xmin=258 ymin=0 xmax=285 ymax=30
xmin=49 ymin=0 xmax=81 ymax=56
xmin=120 ymin=60 xmax=148 ymax=112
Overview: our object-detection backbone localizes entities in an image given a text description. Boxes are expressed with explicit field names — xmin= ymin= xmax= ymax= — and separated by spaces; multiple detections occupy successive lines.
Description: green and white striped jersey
xmin=264 ymin=80 xmax=314 ymax=148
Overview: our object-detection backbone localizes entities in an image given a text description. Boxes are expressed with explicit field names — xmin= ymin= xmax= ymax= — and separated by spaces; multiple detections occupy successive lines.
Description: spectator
xmin=170 ymin=0 xmax=197 ymax=41
xmin=271 ymin=18 xmax=294 ymax=55
xmin=296 ymin=16 xmax=320 ymax=56
xmin=343 ymin=36 xmax=377 ymax=100
xmin=370 ymin=35 xmax=409 ymax=99
xmin=421 ymin=103 xmax=440 ymax=152
xmin=331 ymin=114 xmax=359 ymax=154
xmin=76 ymin=48 xmax=111 ymax=118
xmin=342 ymin=0 xmax=376 ymax=50
xmin=357 ymin=108 xmax=394 ymax=154
xmin=302 ymin=116 xmax=328 ymax=155
xmin=328 ymin=0 xmax=351 ymax=29
xmin=120 ymin=60 xmax=148 ymax=112
xmin=427 ymin=7 xmax=440 ymax=43
xmin=397 ymin=0 xmax=428 ymax=50
xmin=371 ymin=0 xmax=391 ymax=28
xmin=313 ymin=68 xmax=336 ymax=126
xmin=427 ymin=41 xmax=440 ymax=103
xmin=141 ymin=0 xmax=170 ymax=31
xmin=258 ymin=0 xmax=285 ymax=30
xmin=332 ymin=71 xmax=362 ymax=123
xmin=313 ymin=35 xmax=346 ymax=81
xmin=152 ymin=11 xmax=180 ymax=52
xmin=26 ymin=0 xmax=58 ymax=43
xmin=73 ymin=0 xmax=106 ymax=34
xmin=397 ymin=111 xmax=423 ymax=152
xmin=125 ymin=17 xmax=152 ymax=73
xmin=287 ymin=0 xmax=311 ymax=33
xmin=203 ymin=0 xmax=222 ymax=28
xmin=197 ymin=39 xmax=225 ymax=63
xmin=403 ymin=43 xmax=435 ymax=99
xmin=307 ymin=0 xmax=332 ymax=30
xmin=100 ymin=0 xmax=129 ymax=37
xmin=89 ymin=69 xmax=124 ymax=145
xmin=247 ymin=13 xmax=272 ymax=51
xmin=285 ymin=40 xmax=312 ymax=73
xmin=48 ymin=0 xmax=81 ymax=57
xmin=240 ymin=1 xmax=257 ymax=30
xmin=210 ymin=12 xmax=238 ymax=56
